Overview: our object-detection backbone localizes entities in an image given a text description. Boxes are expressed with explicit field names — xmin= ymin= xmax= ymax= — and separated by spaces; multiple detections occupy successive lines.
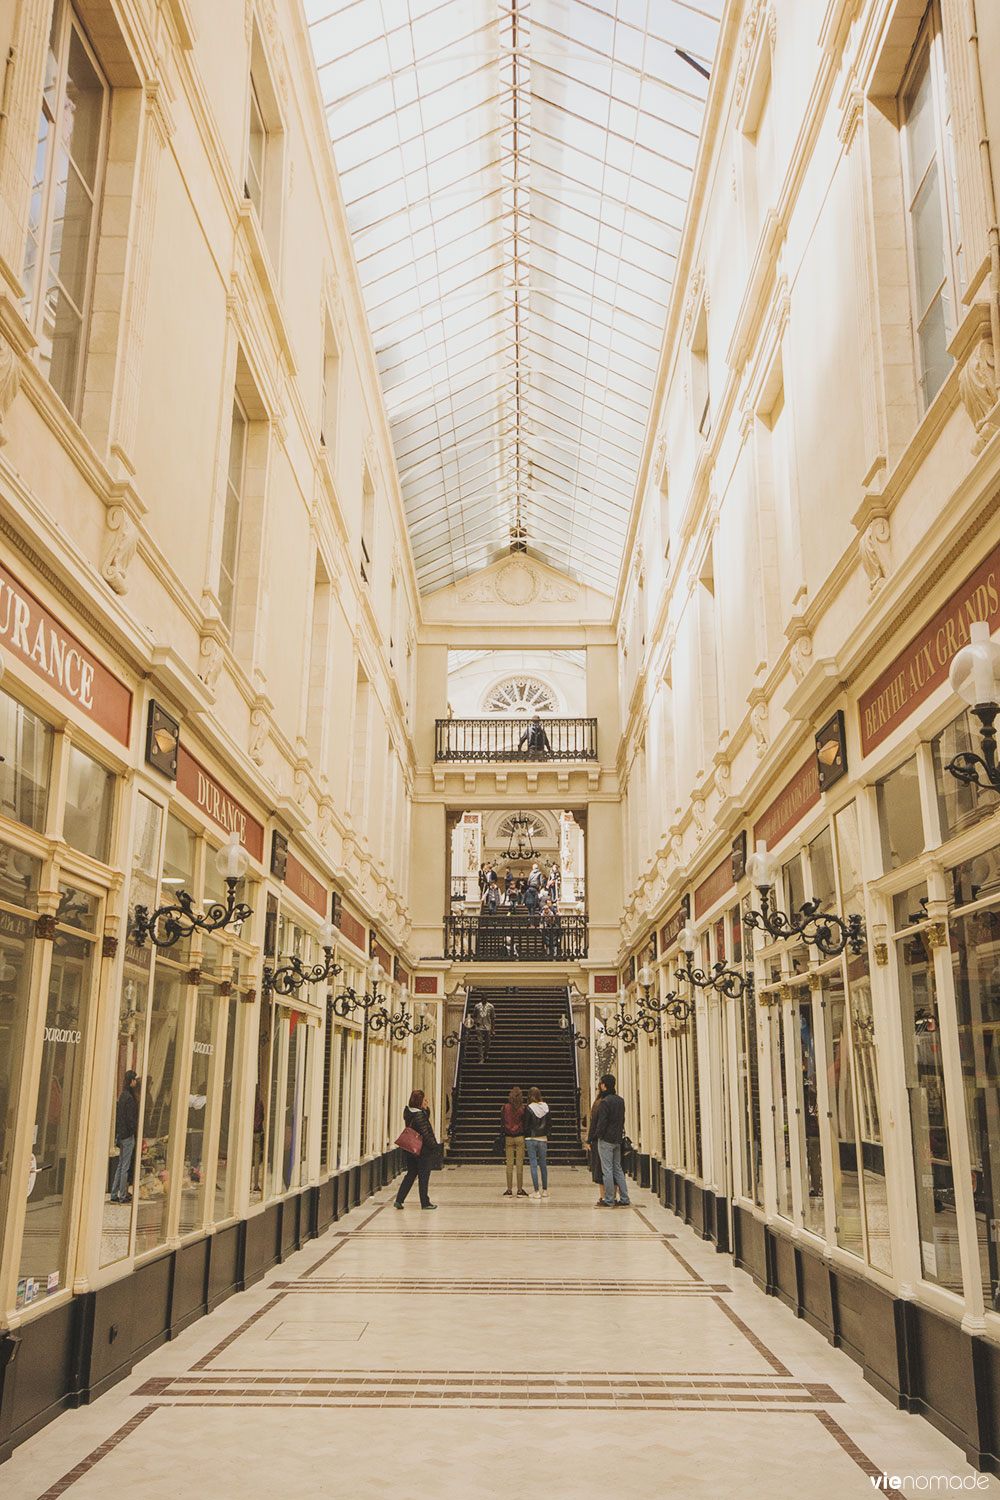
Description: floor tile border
xmin=35 ymin=1407 xmax=159 ymax=1500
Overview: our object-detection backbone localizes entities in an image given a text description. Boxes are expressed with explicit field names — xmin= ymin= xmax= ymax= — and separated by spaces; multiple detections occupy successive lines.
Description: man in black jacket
xmin=590 ymin=1073 xmax=631 ymax=1208
xmin=110 ymin=1070 xmax=140 ymax=1204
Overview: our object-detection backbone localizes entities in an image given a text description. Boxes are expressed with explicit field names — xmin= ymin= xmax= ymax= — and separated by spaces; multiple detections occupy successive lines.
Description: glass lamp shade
xmin=399 ymin=983 xmax=409 ymax=1009
xmin=746 ymin=840 xmax=778 ymax=890
xmin=637 ymin=963 xmax=654 ymax=989
xmin=679 ymin=925 xmax=698 ymax=955
xmin=949 ymin=620 xmax=1000 ymax=707
xmin=317 ymin=920 xmax=337 ymax=950
xmin=370 ymin=958 xmax=382 ymax=985
xmin=214 ymin=830 xmax=249 ymax=882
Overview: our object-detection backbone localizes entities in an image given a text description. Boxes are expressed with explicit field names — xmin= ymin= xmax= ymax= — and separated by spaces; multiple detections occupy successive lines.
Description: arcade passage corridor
xmin=2 ymin=1168 xmax=994 ymax=1500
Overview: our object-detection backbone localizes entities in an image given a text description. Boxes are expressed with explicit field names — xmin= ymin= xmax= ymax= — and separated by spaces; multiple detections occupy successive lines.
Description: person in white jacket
xmin=524 ymin=1087 xmax=551 ymax=1198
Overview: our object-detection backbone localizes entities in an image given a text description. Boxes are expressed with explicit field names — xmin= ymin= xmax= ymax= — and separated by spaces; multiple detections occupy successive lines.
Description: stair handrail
xmin=447 ymin=985 xmax=474 ymax=1148
xmin=564 ymin=986 xmax=583 ymax=1144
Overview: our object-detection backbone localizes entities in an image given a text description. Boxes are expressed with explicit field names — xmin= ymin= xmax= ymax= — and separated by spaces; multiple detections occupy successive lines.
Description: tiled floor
xmin=4 ymin=1167 xmax=999 ymax=1499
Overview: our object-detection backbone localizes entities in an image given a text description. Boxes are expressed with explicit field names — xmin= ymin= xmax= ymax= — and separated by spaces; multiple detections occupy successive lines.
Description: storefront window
xmin=782 ymin=855 xmax=808 ymax=974
xmin=690 ymin=996 xmax=703 ymax=1180
xmin=0 ymin=690 xmax=52 ymax=832
xmin=823 ymin=970 xmax=864 ymax=1257
xmin=809 ymin=826 xmax=837 ymax=912
xmin=897 ymin=921 xmax=963 ymax=1293
xmin=178 ymin=986 xmax=215 ymax=1235
xmin=0 ymin=902 xmax=37 ymax=1302
xmin=216 ymin=983 xmax=240 ymax=1219
xmin=62 ymin=743 xmax=115 ymax=861
xmin=949 ymin=872 xmax=1000 ymax=1311
xmin=740 ymin=982 xmax=763 ymax=1207
xmin=161 ymin=815 xmax=196 ymax=963
xmin=18 ymin=896 xmax=98 ymax=1304
xmin=876 ymin=756 xmax=924 ymax=871
xmin=101 ymin=794 xmax=161 ymax=1267
xmin=135 ymin=968 xmax=183 ymax=1253
xmin=792 ymin=985 xmax=824 ymax=1233
xmin=0 ymin=841 xmax=41 ymax=907
xmin=934 ymin=710 xmax=998 ymax=841
xmin=769 ymin=1000 xmax=793 ymax=1219
xmin=250 ymin=1000 xmax=269 ymax=1202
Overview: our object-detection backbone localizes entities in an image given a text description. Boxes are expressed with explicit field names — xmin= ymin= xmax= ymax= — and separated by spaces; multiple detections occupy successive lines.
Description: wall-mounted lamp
xmin=635 ymin=962 xmax=693 ymax=1022
xmin=676 ymin=926 xmax=752 ymax=999
xmin=743 ymin=840 xmax=865 ymax=958
xmin=133 ymin=831 xmax=252 ymax=949
xmin=945 ymin=620 xmax=1000 ymax=793
xmin=263 ymin=920 xmax=341 ymax=998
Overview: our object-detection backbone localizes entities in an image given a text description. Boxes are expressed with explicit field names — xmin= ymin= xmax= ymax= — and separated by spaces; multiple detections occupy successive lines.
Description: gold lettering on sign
xmin=859 ymin=545 xmax=1000 ymax=756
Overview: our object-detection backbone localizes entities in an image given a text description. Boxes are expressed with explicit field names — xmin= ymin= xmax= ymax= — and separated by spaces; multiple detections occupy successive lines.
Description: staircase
xmin=447 ymin=987 xmax=586 ymax=1164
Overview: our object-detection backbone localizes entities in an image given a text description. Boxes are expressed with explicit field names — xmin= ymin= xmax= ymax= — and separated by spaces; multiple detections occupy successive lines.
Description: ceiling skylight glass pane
xmin=308 ymin=0 xmax=722 ymax=594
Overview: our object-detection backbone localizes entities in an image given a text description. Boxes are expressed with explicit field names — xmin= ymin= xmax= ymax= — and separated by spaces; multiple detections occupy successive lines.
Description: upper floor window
xmin=219 ymin=398 xmax=248 ymax=630
xmin=22 ymin=1 xmax=109 ymax=418
xmin=244 ymin=31 xmax=284 ymax=265
xmin=246 ymin=79 xmax=267 ymax=219
xmin=899 ymin=3 xmax=963 ymax=410
xmin=690 ymin=304 xmax=711 ymax=439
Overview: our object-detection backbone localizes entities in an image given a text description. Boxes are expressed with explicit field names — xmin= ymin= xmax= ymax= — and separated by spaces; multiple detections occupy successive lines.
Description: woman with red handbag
xmin=394 ymin=1089 xmax=439 ymax=1210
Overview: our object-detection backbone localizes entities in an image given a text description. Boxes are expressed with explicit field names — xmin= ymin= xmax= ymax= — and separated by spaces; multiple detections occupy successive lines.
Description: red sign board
xmin=414 ymin=975 xmax=438 ymax=995
xmin=753 ymin=757 xmax=821 ymax=850
xmin=339 ymin=907 xmax=366 ymax=952
xmin=859 ymin=540 xmax=1000 ymax=756
xmin=285 ymin=851 xmax=327 ymax=917
xmin=373 ymin=939 xmax=391 ymax=972
xmin=175 ymin=745 xmax=264 ymax=861
xmin=0 ymin=560 xmax=132 ymax=744
xmin=593 ymin=974 xmax=618 ymax=994
xmin=659 ymin=903 xmax=688 ymax=951
xmin=694 ymin=854 xmax=734 ymax=920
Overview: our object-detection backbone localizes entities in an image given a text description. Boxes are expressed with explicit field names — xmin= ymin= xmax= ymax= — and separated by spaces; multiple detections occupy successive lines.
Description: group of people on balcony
xmin=478 ymin=860 xmax=560 ymax=913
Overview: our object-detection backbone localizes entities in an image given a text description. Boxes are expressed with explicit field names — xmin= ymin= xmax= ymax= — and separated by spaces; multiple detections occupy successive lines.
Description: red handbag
xmin=395 ymin=1126 xmax=423 ymax=1155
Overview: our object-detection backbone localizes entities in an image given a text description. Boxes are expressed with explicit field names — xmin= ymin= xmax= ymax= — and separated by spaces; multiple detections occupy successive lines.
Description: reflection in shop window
xmin=178 ymin=987 xmax=215 ymax=1235
xmin=62 ymin=743 xmax=115 ymax=862
xmin=135 ymin=969 xmax=182 ymax=1254
xmin=897 ymin=919 xmax=963 ymax=1293
xmin=933 ymin=710 xmax=998 ymax=840
xmin=769 ymin=1001 xmax=793 ymax=1220
xmin=876 ymin=757 xmax=924 ymax=872
xmin=0 ymin=842 xmax=41 ymax=909
xmin=949 ymin=890 xmax=1000 ymax=1312
xmin=0 ymin=904 xmax=36 ymax=1310
xmin=809 ymin=826 xmax=837 ymax=913
xmin=216 ymin=982 xmax=241 ymax=1219
xmin=849 ymin=954 xmax=892 ymax=1274
xmin=0 ymin=691 xmax=52 ymax=832
xmin=823 ymin=969 xmax=864 ymax=1258
xmin=18 ymin=920 xmax=96 ymax=1304
xmin=793 ymin=986 xmax=824 ymax=1233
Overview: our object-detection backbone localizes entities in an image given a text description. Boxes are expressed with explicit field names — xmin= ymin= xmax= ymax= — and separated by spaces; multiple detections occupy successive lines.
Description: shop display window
xmin=782 ymin=854 xmax=809 ymax=974
xmin=769 ymin=1002 xmax=793 ymax=1220
xmin=947 ymin=860 xmax=1000 ymax=1311
xmin=792 ymin=985 xmax=824 ymax=1233
xmin=0 ymin=690 xmax=52 ymax=832
xmin=897 ymin=917 xmax=963 ymax=1293
xmin=160 ymin=815 xmax=197 ymax=963
xmin=0 ymin=841 xmax=41 ymax=908
xmin=134 ymin=968 xmax=183 ymax=1254
xmin=178 ymin=987 xmax=215 ymax=1235
xmin=0 ymin=897 xmax=37 ymax=1306
xmin=250 ymin=998 xmax=269 ymax=1202
xmin=876 ymin=756 xmax=924 ymax=872
xmin=18 ymin=893 xmax=99 ymax=1304
xmin=823 ymin=970 xmax=864 ymax=1257
xmin=933 ymin=711 xmax=998 ymax=841
xmin=216 ymin=985 xmax=241 ymax=1219
xmin=62 ymin=743 xmax=115 ymax=862
xmin=809 ymin=826 xmax=837 ymax=912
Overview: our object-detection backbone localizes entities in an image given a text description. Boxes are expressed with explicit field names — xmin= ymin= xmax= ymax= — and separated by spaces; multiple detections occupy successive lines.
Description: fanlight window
xmin=484 ymin=678 xmax=557 ymax=716
xmin=496 ymin=812 xmax=551 ymax=843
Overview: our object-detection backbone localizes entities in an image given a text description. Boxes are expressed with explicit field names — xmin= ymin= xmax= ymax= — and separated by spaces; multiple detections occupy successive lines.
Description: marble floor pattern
xmin=3 ymin=1166 xmax=999 ymax=1500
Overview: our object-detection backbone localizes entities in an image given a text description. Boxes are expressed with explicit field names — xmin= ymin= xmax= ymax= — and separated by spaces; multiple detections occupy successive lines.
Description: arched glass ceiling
xmin=306 ymin=0 xmax=721 ymax=596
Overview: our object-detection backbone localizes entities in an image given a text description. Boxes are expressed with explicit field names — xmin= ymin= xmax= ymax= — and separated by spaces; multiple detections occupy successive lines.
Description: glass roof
xmin=306 ymin=0 xmax=721 ymax=596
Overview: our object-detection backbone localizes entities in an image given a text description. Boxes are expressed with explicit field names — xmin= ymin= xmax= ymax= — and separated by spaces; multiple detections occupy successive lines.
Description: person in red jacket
xmin=501 ymin=1085 xmax=528 ymax=1197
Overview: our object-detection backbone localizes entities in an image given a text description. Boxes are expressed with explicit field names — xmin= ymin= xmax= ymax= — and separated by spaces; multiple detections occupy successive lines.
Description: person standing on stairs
xmin=473 ymin=995 xmax=496 ymax=1062
xmin=501 ymin=1085 xmax=528 ymax=1197
xmin=525 ymin=1086 xmax=550 ymax=1198
xmin=394 ymin=1089 xmax=439 ymax=1210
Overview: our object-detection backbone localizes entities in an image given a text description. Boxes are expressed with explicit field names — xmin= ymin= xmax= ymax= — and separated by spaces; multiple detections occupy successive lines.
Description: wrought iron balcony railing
xmin=444 ymin=912 xmax=588 ymax=962
xmin=434 ymin=717 xmax=598 ymax=762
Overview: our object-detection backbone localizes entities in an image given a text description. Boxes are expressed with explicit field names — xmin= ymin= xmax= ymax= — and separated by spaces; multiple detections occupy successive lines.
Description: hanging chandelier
xmin=504 ymin=811 xmax=537 ymax=860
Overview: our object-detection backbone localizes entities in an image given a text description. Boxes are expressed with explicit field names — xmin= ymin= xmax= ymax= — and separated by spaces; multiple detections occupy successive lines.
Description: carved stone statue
xmin=860 ymin=515 xmax=891 ymax=592
xmin=958 ymin=331 xmax=999 ymax=455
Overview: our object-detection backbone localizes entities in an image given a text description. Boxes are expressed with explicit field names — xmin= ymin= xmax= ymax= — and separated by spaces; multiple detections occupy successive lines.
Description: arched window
xmin=483 ymin=677 xmax=558 ymax=715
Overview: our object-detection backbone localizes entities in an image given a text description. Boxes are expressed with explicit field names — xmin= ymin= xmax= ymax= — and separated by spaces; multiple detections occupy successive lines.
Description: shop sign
xmin=859 ymin=542 xmax=1000 ymax=755
xmin=339 ymin=906 xmax=367 ymax=952
xmin=44 ymin=1025 xmax=81 ymax=1044
xmin=0 ymin=909 xmax=33 ymax=942
xmin=694 ymin=854 xmax=734 ymax=920
xmin=753 ymin=757 xmax=821 ymax=850
xmin=176 ymin=745 xmax=264 ymax=862
xmin=414 ymin=975 xmax=437 ymax=994
xmin=285 ymin=852 xmax=327 ymax=917
xmin=124 ymin=936 xmax=152 ymax=972
xmin=659 ymin=899 xmax=689 ymax=951
xmin=0 ymin=560 xmax=132 ymax=744
xmin=593 ymin=974 xmax=618 ymax=994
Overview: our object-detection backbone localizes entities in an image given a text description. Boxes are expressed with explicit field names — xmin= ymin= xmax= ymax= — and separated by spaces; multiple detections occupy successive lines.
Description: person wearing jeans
xmin=110 ymin=1070 xmax=139 ymax=1204
xmin=590 ymin=1073 xmax=630 ymax=1208
xmin=524 ymin=1086 xmax=550 ymax=1198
